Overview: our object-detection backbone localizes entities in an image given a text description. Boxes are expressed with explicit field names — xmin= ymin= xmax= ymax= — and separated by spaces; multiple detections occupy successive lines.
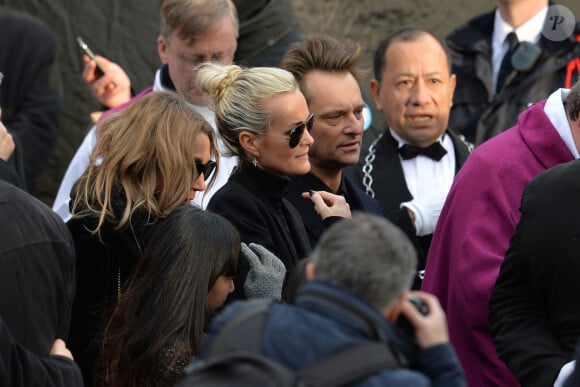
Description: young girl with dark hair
xmin=99 ymin=205 xmax=239 ymax=387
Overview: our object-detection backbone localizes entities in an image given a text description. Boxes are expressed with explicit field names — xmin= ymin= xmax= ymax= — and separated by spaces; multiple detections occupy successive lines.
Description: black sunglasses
xmin=267 ymin=114 xmax=315 ymax=148
xmin=193 ymin=160 xmax=216 ymax=181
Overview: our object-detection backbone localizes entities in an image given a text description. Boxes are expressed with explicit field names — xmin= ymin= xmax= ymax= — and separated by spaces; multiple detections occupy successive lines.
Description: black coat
xmin=67 ymin=190 xmax=158 ymax=385
xmin=564 ymin=343 xmax=580 ymax=387
xmin=208 ymin=162 xmax=311 ymax=300
xmin=344 ymin=129 xmax=470 ymax=289
xmin=0 ymin=8 xmax=60 ymax=192
xmin=0 ymin=180 xmax=75 ymax=356
xmin=0 ymin=159 xmax=24 ymax=188
xmin=447 ymin=7 xmax=580 ymax=144
xmin=489 ymin=159 xmax=580 ymax=387
xmin=286 ymin=172 xmax=384 ymax=247
xmin=0 ymin=316 xmax=83 ymax=387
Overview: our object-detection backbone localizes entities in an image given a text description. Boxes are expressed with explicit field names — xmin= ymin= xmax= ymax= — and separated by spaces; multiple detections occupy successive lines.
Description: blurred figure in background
xmin=233 ymin=0 xmax=303 ymax=67
xmin=447 ymin=0 xmax=580 ymax=144
xmin=0 ymin=8 xmax=60 ymax=194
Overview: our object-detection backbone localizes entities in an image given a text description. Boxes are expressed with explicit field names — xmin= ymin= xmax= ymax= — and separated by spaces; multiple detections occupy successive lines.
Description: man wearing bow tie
xmin=346 ymin=27 xmax=471 ymax=289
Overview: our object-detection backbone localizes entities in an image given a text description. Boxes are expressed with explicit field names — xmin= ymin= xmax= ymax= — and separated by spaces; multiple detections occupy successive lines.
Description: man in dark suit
xmin=490 ymin=158 xmax=580 ymax=387
xmin=346 ymin=27 xmax=471 ymax=289
xmin=280 ymin=34 xmax=384 ymax=247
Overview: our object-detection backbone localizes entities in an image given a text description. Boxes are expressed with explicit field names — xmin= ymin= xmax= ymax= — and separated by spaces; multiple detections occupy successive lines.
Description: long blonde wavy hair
xmin=70 ymin=91 xmax=217 ymax=235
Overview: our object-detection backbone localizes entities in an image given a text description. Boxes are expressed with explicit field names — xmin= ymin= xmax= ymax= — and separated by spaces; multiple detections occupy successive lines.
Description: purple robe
xmin=422 ymin=100 xmax=574 ymax=387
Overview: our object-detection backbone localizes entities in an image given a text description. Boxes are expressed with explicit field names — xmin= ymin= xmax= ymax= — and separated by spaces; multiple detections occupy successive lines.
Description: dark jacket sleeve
xmin=416 ymin=344 xmax=467 ymax=387
xmin=0 ymin=317 xmax=84 ymax=387
xmin=0 ymin=159 xmax=25 ymax=188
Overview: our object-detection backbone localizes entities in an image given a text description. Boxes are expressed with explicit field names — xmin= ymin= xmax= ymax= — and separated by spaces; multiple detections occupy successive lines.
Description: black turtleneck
xmin=207 ymin=161 xmax=311 ymax=300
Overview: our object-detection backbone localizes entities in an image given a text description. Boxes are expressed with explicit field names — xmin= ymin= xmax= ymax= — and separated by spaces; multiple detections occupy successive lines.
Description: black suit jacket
xmin=564 ymin=343 xmax=580 ymax=387
xmin=489 ymin=159 xmax=580 ymax=387
xmin=344 ymin=129 xmax=471 ymax=288
xmin=286 ymin=172 xmax=384 ymax=247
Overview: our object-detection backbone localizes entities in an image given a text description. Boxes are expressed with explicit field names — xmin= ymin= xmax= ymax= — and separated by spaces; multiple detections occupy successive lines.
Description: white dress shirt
xmin=491 ymin=6 xmax=547 ymax=92
xmin=391 ymin=129 xmax=456 ymax=236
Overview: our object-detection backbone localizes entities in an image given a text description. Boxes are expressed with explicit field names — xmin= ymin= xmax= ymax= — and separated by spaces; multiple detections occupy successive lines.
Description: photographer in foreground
xmin=197 ymin=212 xmax=466 ymax=386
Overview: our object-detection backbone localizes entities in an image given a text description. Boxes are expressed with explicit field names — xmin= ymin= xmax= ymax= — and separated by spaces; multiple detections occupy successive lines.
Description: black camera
xmin=395 ymin=296 xmax=430 ymax=337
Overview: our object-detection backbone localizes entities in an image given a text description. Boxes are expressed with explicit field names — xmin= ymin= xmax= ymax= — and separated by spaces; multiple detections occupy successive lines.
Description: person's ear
xmin=383 ymin=291 xmax=409 ymax=322
xmin=305 ymin=261 xmax=316 ymax=280
xmin=157 ymin=35 xmax=169 ymax=65
xmin=369 ymin=78 xmax=383 ymax=111
xmin=239 ymin=130 xmax=260 ymax=158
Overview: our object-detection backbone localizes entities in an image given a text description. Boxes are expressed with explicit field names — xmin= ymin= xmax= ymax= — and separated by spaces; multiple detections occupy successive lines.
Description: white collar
xmin=492 ymin=6 xmax=547 ymax=49
xmin=544 ymin=88 xmax=580 ymax=159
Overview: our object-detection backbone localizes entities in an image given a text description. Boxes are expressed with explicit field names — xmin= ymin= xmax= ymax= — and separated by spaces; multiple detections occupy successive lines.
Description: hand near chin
xmin=302 ymin=190 xmax=351 ymax=219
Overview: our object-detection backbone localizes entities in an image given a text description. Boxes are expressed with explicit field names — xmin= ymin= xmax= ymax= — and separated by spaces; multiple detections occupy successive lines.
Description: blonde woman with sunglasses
xmin=196 ymin=63 xmax=350 ymax=301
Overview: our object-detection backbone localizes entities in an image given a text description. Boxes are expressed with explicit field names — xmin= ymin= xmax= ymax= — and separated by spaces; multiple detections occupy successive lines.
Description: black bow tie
xmin=398 ymin=142 xmax=447 ymax=161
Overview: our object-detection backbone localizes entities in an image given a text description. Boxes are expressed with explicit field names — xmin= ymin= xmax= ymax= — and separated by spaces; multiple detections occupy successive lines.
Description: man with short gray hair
xmin=200 ymin=212 xmax=466 ymax=386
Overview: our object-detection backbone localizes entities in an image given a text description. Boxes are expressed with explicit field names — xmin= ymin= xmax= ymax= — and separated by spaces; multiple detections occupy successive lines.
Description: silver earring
xmin=252 ymin=158 xmax=258 ymax=167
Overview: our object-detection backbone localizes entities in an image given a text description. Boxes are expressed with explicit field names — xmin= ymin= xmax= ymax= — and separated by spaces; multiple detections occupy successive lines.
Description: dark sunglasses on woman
xmin=266 ymin=114 xmax=315 ymax=148
xmin=193 ymin=160 xmax=217 ymax=181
